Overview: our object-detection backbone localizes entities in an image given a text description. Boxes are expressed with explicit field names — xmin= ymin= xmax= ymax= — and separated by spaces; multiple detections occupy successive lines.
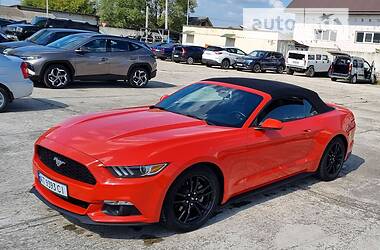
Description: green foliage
xmin=99 ymin=0 xmax=197 ymax=31
xmin=21 ymin=0 xmax=96 ymax=15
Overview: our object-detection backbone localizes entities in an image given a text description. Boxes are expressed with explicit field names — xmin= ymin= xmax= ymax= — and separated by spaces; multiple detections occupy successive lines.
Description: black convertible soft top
xmin=204 ymin=77 xmax=334 ymax=114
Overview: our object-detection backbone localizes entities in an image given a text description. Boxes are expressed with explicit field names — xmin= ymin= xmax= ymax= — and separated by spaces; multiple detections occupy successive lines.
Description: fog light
xmin=103 ymin=201 xmax=141 ymax=216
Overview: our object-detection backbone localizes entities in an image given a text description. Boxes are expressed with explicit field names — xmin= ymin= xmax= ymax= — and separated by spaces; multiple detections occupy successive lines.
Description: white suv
xmin=286 ymin=50 xmax=331 ymax=77
xmin=202 ymin=46 xmax=247 ymax=69
xmin=0 ymin=55 xmax=33 ymax=112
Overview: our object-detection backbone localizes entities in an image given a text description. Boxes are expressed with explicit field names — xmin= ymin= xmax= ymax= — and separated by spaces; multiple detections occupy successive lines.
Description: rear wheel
xmin=187 ymin=57 xmax=195 ymax=65
xmin=206 ymin=64 xmax=212 ymax=68
xmin=128 ymin=67 xmax=149 ymax=88
xmin=306 ymin=66 xmax=315 ymax=77
xmin=331 ymin=78 xmax=337 ymax=82
xmin=252 ymin=64 xmax=261 ymax=73
xmin=43 ymin=64 xmax=72 ymax=89
xmin=162 ymin=167 xmax=220 ymax=232
xmin=317 ymin=137 xmax=346 ymax=181
xmin=286 ymin=68 xmax=294 ymax=75
xmin=276 ymin=65 xmax=284 ymax=74
xmin=0 ymin=87 xmax=10 ymax=113
xmin=221 ymin=59 xmax=230 ymax=69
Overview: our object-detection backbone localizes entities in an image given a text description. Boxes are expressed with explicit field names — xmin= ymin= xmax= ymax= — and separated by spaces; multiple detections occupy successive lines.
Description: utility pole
xmin=145 ymin=1 xmax=149 ymax=29
xmin=165 ymin=0 xmax=168 ymax=30
xmin=46 ymin=0 xmax=49 ymax=16
xmin=187 ymin=0 xmax=190 ymax=25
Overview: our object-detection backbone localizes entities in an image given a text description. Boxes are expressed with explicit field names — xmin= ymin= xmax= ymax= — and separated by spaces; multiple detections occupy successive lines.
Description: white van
xmin=286 ymin=50 xmax=331 ymax=77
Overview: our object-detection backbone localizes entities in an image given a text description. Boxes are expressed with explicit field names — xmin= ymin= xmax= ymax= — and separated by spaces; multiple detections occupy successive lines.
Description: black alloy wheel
xmin=162 ymin=167 xmax=220 ymax=232
xmin=221 ymin=59 xmax=230 ymax=69
xmin=252 ymin=64 xmax=261 ymax=73
xmin=317 ymin=138 xmax=346 ymax=181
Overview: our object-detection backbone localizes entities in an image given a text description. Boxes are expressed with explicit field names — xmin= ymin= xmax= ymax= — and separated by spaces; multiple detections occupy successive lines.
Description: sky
xmin=1 ymin=0 xmax=293 ymax=27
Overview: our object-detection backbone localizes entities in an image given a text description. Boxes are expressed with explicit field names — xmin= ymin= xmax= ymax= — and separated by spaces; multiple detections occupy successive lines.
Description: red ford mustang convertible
xmin=32 ymin=78 xmax=356 ymax=232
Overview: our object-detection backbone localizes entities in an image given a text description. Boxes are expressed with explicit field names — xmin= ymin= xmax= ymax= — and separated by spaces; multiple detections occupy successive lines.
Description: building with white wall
xmin=288 ymin=0 xmax=380 ymax=66
xmin=182 ymin=25 xmax=293 ymax=55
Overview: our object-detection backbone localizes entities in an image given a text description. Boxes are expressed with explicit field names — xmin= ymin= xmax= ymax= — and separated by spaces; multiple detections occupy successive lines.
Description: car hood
xmin=236 ymin=56 xmax=260 ymax=63
xmin=0 ymin=41 xmax=33 ymax=49
xmin=43 ymin=107 xmax=231 ymax=165
xmin=6 ymin=45 xmax=65 ymax=56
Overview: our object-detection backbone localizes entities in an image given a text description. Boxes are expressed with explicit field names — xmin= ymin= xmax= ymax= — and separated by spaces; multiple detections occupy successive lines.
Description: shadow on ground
xmin=6 ymin=98 xmax=68 ymax=112
xmin=33 ymin=80 xmax=177 ymax=89
xmin=54 ymin=154 xmax=364 ymax=243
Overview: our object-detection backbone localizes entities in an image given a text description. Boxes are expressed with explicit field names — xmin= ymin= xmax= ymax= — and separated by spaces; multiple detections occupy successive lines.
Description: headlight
xmin=20 ymin=56 xmax=41 ymax=60
xmin=16 ymin=27 xmax=23 ymax=32
xmin=108 ymin=163 xmax=169 ymax=178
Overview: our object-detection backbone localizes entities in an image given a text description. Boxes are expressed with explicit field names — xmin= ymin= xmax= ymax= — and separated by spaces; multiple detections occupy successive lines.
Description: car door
xmin=108 ymin=39 xmax=140 ymax=78
xmin=261 ymin=52 xmax=273 ymax=70
xmin=244 ymin=97 xmax=319 ymax=189
xmin=357 ymin=60 xmax=366 ymax=80
xmin=73 ymin=38 xmax=109 ymax=78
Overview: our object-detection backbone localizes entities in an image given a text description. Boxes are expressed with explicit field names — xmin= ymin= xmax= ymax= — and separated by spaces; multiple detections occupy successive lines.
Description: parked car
xmin=329 ymin=54 xmax=377 ymax=84
xmin=235 ymin=50 xmax=286 ymax=73
xmin=5 ymin=16 xmax=99 ymax=41
xmin=0 ymin=18 xmax=25 ymax=32
xmin=5 ymin=33 xmax=157 ymax=89
xmin=31 ymin=77 xmax=355 ymax=232
xmin=172 ymin=45 xmax=205 ymax=64
xmin=0 ymin=28 xmax=94 ymax=53
xmin=154 ymin=43 xmax=178 ymax=60
xmin=202 ymin=46 xmax=247 ymax=69
xmin=286 ymin=50 xmax=331 ymax=77
xmin=0 ymin=54 xmax=33 ymax=112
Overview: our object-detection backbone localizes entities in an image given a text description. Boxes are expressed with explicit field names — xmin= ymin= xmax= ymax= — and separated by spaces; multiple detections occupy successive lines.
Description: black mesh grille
xmin=37 ymin=146 xmax=96 ymax=185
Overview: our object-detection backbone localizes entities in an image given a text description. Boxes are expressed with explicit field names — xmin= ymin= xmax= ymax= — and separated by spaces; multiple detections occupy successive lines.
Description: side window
xmin=316 ymin=54 xmax=322 ymax=60
xmin=308 ymin=54 xmax=315 ymax=60
xmin=265 ymin=52 xmax=273 ymax=58
xmin=82 ymin=39 xmax=107 ymax=53
xmin=257 ymin=98 xmax=318 ymax=124
xmin=227 ymin=48 xmax=237 ymax=54
xmin=353 ymin=60 xmax=358 ymax=68
xmin=109 ymin=39 xmax=130 ymax=52
xmin=322 ymin=55 xmax=328 ymax=60
xmin=358 ymin=60 xmax=364 ymax=68
xmin=236 ymin=49 xmax=246 ymax=55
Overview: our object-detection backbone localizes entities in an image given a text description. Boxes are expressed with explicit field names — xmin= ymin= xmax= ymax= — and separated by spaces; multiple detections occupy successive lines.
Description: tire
xmin=43 ymin=64 xmax=72 ymax=89
xmin=286 ymin=68 xmax=294 ymax=75
xmin=276 ymin=65 xmax=284 ymax=74
xmin=187 ymin=57 xmax=194 ymax=65
xmin=316 ymin=137 xmax=346 ymax=181
xmin=306 ymin=66 xmax=315 ymax=77
xmin=252 ymin=64 xmax=261 ymax=73
xmin=0 ymin=87 xmax=10 ymax=113
xmin=350 ymin=75 xmax=357 ymax=84
xmin=331 ymin=78 xmax=337 ymax=82
xmin=159 ymin=57 xmax=166 ymax=61
xmin=128 ymin=67 xmax=149 ymax=88
xmin=206 ymin=64 xmax=212 ymax=68
xmin=370 ymin=75 xmax=377 ymax=85
xmin=221 ymin=59 xmax=230 ymax=69
xmin=162 ymin=166 xmax=221 ymax=232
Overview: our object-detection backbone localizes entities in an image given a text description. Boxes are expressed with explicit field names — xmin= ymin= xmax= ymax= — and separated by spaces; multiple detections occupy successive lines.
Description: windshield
xmin=47 ymin=34 xmax=88 ymax=50
xmin=249 ymin=51 xmax=266 ymax=57
xmin=26 ymin=29 xmax=53 ymax=45
xmin=155 ymin=83 xmax=263 ymax=128
xmin=31 ymin=17 xmax=47 ymax=27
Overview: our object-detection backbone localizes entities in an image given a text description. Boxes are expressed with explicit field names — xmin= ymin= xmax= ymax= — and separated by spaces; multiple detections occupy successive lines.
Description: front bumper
xmin=235 ymin=62 xmax=253 ymax=70
xmin=32 ymin=139 xmax=169 ymax=225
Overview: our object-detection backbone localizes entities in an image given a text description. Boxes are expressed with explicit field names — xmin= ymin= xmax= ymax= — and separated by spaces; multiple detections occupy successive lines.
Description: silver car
xmin=202 ymin=46 xmax=247 ymax=69
xmin=5 ymin=33 xmax=157 ymax=89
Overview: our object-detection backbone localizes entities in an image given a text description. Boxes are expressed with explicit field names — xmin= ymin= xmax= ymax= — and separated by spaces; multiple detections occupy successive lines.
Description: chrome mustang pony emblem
xmin=53 ymin=156 xmax=66 ymax=167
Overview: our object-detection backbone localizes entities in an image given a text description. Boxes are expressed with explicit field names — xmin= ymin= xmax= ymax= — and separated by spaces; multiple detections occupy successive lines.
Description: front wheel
xmin=0 ymin=87 xmax=10 ymax=113
xmin=306 ymin=66 xmax=315 ymax=77
xmin=221 ymin=59 xmax=230 ymax=69
xmin=350 ymin=75 xmax=357 ymax=84
xmin=286 ymin=68 xmax=294 ymax=75
xmin=252 ymin=64 xmax=261 ymax=73
xmin=162 ymin=167 xmax=220 ymax=232
xmin=187 ymin=57 xmax=194 ymax=65
xmin=276 ymin=65 xmax=284 ymax=74
xmin=316 ymin=138 xmax=346 ymax=181
xmin=43 ymin=64 xmax=72 ymax=89
xmin=128 ymin=67 xmax=149 ymax=88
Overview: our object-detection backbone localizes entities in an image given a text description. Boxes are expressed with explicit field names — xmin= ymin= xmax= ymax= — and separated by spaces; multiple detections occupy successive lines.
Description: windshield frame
xmin=249 ymin=50 xmax=267 ymax=58
xmin=154 ymin=83 xmax=265 ymax=128
xmin=47 ymin=34 xmax=92 ymax=50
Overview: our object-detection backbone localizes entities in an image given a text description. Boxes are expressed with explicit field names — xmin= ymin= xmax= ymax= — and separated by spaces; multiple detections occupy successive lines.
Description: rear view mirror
xmin=258 ymin=118 xmax=283 ymax=130
xmin=160 ymin=95 xmax=169 ymax=101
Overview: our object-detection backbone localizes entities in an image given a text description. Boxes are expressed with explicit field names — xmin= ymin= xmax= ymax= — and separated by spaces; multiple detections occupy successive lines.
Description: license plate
xmin=236 ymin=63 xmax=243 ymax=66
xmin=174 ymin=55 xmax=179 ymax=57
xmin=38 ymin=172 xmax=68 ymax=198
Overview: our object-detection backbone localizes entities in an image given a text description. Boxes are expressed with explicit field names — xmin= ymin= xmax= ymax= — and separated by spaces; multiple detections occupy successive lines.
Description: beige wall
xmin=182 ymin=26 xmax=292 ymax=54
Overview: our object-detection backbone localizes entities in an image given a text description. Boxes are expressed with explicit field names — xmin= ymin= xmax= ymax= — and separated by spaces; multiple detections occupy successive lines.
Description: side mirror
xmin=75 ymin=47 xmax=89 ymax=54
xmin=160 ymin=95 xmax=169 ymax=102
xmin=258 ymin=118 xmax=283 ymax=130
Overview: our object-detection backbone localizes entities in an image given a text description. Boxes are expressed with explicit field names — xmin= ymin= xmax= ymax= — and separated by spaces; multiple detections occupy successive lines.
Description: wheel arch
xmin=127 ymin=63 xmax=153 ymax=79
xmin=40 ymin=61 xmax=75 ymax=78
xmin=332 ymin=134 xmax=348 ymax=154
xmin=0 ymin=82 xmax=14 ymax=101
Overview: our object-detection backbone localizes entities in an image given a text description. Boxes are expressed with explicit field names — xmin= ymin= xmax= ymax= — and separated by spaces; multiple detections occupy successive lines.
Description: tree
xmin=99 ymin=0 xmax=197 ymax=31
xmin=21 ymin=0 xmax=96 ymax=15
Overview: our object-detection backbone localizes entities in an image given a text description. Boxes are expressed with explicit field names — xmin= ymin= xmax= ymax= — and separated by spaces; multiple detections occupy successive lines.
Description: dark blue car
xmin=235 ymin=50 xmax=286 ymax=74
xmin=153 ymin=43 xmax=179 ymax=60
